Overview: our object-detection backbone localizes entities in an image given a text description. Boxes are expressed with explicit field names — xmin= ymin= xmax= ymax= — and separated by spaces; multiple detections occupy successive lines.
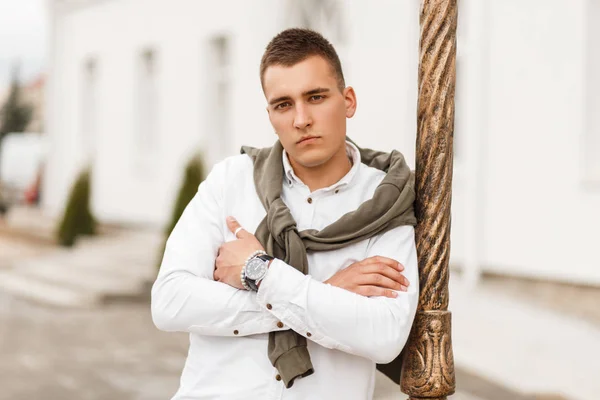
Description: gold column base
xmin=400 ymin=310 xmax=456 ymax=399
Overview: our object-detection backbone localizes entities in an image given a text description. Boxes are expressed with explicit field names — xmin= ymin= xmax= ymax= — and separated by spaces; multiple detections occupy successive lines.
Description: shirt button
xmin=277 ymin=321 xmax=284 ymax=328
xmin=276 ymin=374 xmax=282 ymax=381
xmin=335 ymin=189 xmax=339 ymax=194
xmin=307 ymin=197 xmax=313 ymax=204
xmin=307 ymin=332 xmax=312 ymax=337
xmin=266 ymin=303 xmax=272 ymax=310
xmin=233 ymin=330 xmax=239 ymax=335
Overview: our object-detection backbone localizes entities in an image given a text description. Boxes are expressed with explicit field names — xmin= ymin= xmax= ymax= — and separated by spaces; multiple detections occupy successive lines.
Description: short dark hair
xmin=260 ymin=28 xmax=346 ymax=92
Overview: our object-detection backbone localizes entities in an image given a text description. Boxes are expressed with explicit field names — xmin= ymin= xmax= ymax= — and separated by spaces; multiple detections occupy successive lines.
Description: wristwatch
xmin=243 ymin=253 xmax=274 ymax=291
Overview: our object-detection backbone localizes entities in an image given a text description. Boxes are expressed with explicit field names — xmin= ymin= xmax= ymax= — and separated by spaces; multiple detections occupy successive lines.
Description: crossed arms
xmin=151 ymin=164 xmax=419 ymax=364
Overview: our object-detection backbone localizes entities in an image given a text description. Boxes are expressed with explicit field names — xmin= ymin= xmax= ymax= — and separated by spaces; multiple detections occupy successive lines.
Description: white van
xmin=0 ymin=132 xmax=47 ymax=210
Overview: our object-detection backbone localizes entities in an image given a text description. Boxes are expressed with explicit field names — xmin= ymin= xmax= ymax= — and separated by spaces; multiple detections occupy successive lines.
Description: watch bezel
xmin=244 ymin=254 xmax=274 ymax=291
xmin=245 ymin=257 xmax=268 ymax=280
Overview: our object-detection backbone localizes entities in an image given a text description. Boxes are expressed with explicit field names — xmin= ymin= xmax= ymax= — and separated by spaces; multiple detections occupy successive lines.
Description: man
xmin=152 ymin=28 xmax=418 ymax=400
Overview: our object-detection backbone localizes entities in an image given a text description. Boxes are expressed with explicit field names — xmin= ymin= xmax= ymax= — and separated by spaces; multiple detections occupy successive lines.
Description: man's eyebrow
xmin=268 ymin=88 xmax=331 ymax=106
xmin=303 ymin=87 xmax=330 ymax=96
xmin=268 ymin=95 xmax=292 ymax=106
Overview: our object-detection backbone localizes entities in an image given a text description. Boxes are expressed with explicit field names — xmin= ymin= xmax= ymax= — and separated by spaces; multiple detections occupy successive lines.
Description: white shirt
xmin=151 ymin=141 xmax=419 ymax=400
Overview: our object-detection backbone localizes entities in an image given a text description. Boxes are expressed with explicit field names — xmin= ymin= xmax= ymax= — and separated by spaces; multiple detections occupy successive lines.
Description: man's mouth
xmin=297 ymin=136 xmax=320 ymax=144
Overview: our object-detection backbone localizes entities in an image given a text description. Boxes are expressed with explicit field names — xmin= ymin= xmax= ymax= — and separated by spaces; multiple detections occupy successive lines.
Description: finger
xmin=362 ymin=256 xmax=404 ymax=271
xmin=358 ymin=273 xmax=406 ymax=291
xmin=356 ymin=285 xmax=398 ymax=298
xmin=226 ymin=216 xmax=248 ymax=239
xmin=368 ymin=273 xmax=408 ymax=291
xmin=360 ymin=263 xmax=409 ymax=286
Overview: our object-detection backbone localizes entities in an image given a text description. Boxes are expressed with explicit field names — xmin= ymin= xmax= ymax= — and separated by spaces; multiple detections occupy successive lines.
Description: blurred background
xmin=0 ymin=0 xmax=598 ymax=399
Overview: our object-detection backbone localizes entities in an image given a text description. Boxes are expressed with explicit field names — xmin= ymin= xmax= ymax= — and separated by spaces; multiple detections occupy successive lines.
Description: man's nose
xmin=293 ymin=105 xmax=312 ymax=130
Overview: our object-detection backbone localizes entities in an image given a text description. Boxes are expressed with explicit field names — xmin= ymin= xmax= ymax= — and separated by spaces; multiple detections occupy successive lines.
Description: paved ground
xmin=0 ymin=207 xmax=594 ymax=400
xmin=449 ymin=276 xmax=600 ymax=400
xmin=0 ymin=291 xmax=492 ymax=400
xmin=1 ymin=273 xmax=584 ymax=400
xmin=482 ymin=273 xmax=600 ymax=327
xmin=0 ymin=292 xmax=186 ymax=400
xmin=0 ymin=228 xmax=161 ymax=308
xmin=0 ymin=234 xmax=54 ymax=269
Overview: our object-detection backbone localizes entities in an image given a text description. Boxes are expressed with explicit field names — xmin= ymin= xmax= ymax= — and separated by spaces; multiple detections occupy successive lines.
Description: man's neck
xmin=288 ymin=144 xmax=352 ymax=192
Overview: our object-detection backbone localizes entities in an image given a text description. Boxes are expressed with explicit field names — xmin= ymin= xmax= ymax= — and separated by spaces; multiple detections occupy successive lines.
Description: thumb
xmin=226 ymin=216 xmax=247 ymax=238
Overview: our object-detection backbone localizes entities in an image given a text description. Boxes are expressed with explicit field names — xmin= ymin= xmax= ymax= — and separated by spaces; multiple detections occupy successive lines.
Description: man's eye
xmin=310 ymin=95 xmax=324 ymax=101
xmin=275 ymin=102 xmax=291 ymax=110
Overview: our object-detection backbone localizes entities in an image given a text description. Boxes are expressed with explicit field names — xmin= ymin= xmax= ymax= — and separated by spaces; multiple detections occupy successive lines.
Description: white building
xmin=43 ymin=0 xmax=600 ymax=286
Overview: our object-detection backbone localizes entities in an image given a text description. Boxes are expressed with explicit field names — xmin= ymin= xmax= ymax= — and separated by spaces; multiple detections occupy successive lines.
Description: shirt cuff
xmin=257 ymin=260 xmax=366 ymax=353
xmin=256 ymin=259 xmax=310 ymax=312
xmin=256 ymin=259 xmax=338 ymax=346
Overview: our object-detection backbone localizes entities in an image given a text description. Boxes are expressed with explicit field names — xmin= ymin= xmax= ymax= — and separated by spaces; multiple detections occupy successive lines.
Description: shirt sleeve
xmin=255 ymin=225 xmax=419 ymax=364
xmin=151 ymin=159 xmax=287 ymax=337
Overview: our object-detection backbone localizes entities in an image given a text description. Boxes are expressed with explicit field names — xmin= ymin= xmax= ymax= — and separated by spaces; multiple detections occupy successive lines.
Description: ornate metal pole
xmin=400 ymin=0 xmax=457 ymax=399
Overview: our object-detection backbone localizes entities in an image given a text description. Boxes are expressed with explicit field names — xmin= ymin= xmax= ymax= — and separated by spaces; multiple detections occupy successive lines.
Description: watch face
xmin=246 ymin=258 xmax=267 ymax=280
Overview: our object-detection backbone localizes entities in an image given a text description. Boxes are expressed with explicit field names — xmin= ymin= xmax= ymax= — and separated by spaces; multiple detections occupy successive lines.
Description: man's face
xmin=263 ymin=55 xmax=356 ymax=169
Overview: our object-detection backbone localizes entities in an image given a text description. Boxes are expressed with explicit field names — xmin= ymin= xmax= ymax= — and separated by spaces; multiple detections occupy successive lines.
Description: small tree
xmin=157 ymin=152 xmax=205 ymax=269
xmin=0 ymin=67 xmax=33 ymax=139
xmin=57 ymin=169 xmax=97 ymax=247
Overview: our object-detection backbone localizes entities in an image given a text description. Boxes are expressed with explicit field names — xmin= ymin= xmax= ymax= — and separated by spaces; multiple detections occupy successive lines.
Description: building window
xmin=206 ymin=36 xmax=231 ymax=164
xmin=284 ymin=0 xmax=346 ymax=44
xmin=135 ymin=48 xmax=158 ymax=171
xmin=81 ymin=58 xmax=97 ymax=163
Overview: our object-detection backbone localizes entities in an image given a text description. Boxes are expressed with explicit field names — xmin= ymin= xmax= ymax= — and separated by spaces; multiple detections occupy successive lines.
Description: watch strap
xmin=257 ymin=254 xmax=274 ymax=263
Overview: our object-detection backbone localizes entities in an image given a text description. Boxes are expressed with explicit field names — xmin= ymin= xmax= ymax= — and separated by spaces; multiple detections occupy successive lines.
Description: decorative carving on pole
xmin=400 ymin=0 xmax=457 ymax=399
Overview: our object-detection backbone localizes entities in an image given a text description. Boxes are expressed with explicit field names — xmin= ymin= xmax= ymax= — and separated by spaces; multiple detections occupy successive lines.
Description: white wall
xmin=451 ymin=0 xmax=600 ymax=285
xmin=342 ymin=0 xmax=420 ymax=167
xmin=44 ymin=0 xmax=600 ymax=284
xmin=585 ymin=0 xmax=600 ymax=182
xmin=44 ymin=0 xmax=282 ymax=226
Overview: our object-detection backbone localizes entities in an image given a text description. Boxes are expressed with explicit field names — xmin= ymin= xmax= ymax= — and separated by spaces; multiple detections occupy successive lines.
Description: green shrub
xmin=57 ymin=168 xmax=97 ymax=247
xmin=157 ymin=152 xmax=205 ymax=269
xmin=0 ymin=68 xmax=33 ymax=138
xmin=166 ymin=153 xmax=205 ymax=236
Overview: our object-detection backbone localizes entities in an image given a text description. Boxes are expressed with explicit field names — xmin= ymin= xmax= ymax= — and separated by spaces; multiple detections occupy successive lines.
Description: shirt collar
xmin=282 ymin=140 xmax=361 ymax=191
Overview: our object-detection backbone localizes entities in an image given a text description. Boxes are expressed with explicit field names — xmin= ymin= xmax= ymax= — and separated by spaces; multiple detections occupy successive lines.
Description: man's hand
xmin=324 ymin=256 xmax=410 ymax=298
xmin=213 ymin=217 xmax=265 ymax=289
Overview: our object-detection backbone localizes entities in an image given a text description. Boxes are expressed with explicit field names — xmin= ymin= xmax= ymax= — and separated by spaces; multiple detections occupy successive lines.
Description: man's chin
xmin=291 ymin=152 xmax=331 ymax=169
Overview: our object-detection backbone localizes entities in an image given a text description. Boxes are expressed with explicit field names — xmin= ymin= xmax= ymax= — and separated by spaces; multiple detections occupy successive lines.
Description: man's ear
xmin=343 ymin=86 xmax=357 ymax=118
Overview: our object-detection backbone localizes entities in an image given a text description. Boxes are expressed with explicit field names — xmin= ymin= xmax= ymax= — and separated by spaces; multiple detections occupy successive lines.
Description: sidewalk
xmin=0 ymin=206 xmax=56 ymax=269
xmin=0 ymin=206 xmax=596 ymax=399
xmin=0 ymin=290 xmax=486 ymax=400
xmin=450 ymin=276 xmax=600 ymax=400
xmin=0 ymin=206 xmax=161 ymax=307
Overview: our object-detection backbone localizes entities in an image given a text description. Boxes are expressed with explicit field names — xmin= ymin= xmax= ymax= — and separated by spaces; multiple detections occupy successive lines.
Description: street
xmin=0 ymin=292 xmax=187 ymax=400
